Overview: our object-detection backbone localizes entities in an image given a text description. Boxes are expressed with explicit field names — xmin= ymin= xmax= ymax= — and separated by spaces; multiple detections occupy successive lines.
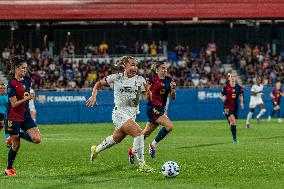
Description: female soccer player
xmin=4 ymin=57 xmax=41 ymax=176
xmin=246 ymin=77 xmax=266 ymax=128
xmin=268 ymin=81 xmax=284 ymax=123
xmin=86 ymin=56 xmax=153 ymax=173
xmin=142 ymin=61 xmax=176 ymax=158
xmin=220 ymin=73 xmax=244 ymax=144
xmin=0 ymin=83 xmax=8 ymax=134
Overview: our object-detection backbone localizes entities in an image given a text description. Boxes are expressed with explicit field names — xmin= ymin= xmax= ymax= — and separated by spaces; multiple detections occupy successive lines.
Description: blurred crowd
xmin=230 ymin=43 xmax=284 ymax=85
xmin=1 ymin=41 xmax=226 ymax=90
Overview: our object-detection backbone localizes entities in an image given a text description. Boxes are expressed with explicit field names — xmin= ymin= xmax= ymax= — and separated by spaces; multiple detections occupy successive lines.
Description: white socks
xmin=132 ymin=135 xmax=145 ymax=165
xmin=246 ymin=112 xmax=253 ymax=124
xmin=257 ymin=109 xmax=266 ymax=119
xmin=152 ymin=140 xmax=158 ymax=147
xmin=96 ymin=135 xmax=116 ymax=153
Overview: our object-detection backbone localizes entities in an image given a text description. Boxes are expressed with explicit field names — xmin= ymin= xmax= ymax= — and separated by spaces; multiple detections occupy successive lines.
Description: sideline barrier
xmin=35 ymin=87 xmax=283 ymax=124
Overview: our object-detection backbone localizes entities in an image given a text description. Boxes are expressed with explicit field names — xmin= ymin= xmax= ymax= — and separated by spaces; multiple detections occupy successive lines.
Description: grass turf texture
xmin=0 ymin=120 xmax=283 ymax=189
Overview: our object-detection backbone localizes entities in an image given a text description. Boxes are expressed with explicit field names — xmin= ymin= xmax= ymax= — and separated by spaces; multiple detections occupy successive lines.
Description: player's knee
xmin=165 ymin=121 xmax=173 ymax=132
xmin=32 ymin=136 xmax=41 ymax=144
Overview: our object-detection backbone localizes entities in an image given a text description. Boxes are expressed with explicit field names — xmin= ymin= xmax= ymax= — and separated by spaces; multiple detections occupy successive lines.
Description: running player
xmin=268 ymin=81 xmax=284 ymax=123
xmin=142 ymin=61 xmax=176 ymax=158
xmin=86 ymin=56 xmax=153 ymax=173
xmin=220 ymin=73 xmax=244 ymax=144
xmin=246 ymin=77 xmax=266 ymax=128
xmin=4 ymin=57 xmax=41 ymax=176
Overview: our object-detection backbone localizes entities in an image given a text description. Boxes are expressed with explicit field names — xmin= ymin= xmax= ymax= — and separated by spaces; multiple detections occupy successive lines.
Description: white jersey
xmin=106 ymin=73 xmax=146 ymax=116
xmin=250 ymin=84 xmax=264 ymax=101
xmin=29 ymin=89 xmax=36 ymax=112
xmin=249 ymin=84 xmax=264 ymax=108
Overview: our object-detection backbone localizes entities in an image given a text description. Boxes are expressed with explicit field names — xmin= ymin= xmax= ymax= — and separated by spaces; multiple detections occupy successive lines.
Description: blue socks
xmin=230 ymin=125 xmax=237 ymax=141
xmin=7 ymin=148 xmax=17 ymax=169
xmin=155 ymin=127 xmax=170 ymax=143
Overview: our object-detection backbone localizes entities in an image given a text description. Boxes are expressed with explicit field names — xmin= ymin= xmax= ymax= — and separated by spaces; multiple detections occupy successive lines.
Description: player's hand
xmin=220 ymin=95 xmax=226 ymax=101
xmin=170 ymin=81 xmax=176 ymax=90
xmin=240 ymin=102 xmax=244 ymax=109
xmin=143 ymin=82 xmax=151 ymax=92
xmin=86 ymin=96 xmax=97 ymax=107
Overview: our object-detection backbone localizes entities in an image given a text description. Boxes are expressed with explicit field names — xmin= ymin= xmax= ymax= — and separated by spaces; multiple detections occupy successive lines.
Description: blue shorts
xmin=146 ymin=105 xmax=165 ymax=126
xmin=223 ymin=108 xmax=238 ymax=120
xmin=5 ymin=117 xmax=37 ymax=135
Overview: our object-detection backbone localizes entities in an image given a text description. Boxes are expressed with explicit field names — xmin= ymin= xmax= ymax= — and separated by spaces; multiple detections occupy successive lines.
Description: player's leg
xmin=269 ymin=104 xmax=279 ymax=121
xmin=5 ymin=121 xmax=21 ymax=176
xmin=121 ymin=119 xmax=153 ymax=172
xmin=246 ymin=108 xmax=254 ymax=128
xmin=256 ymin=104 xmax=266 ymax=122
xmin=277 ymin=107 xmax=282 ymax=123
xmin=143 ymin=122 xmax=158 ymax=139
xmin=91 ymin=129 xmax=127 ymax=162
xmin=21 ymin=117 xmax=41 ymax=143
xmin=149 ymin=114 xmax=173 ymax=158
xmin=228 ymin=113 xmax=238 ymax=144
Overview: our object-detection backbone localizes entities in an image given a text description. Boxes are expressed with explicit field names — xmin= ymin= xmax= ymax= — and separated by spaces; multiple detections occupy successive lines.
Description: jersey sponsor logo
xmin=119 ymin=86 xmax=137 ymax=94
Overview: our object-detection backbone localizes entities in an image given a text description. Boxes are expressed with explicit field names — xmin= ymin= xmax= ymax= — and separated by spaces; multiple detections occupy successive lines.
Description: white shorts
xmin=249 ymin=98 xmax=264 ymax=109
xmin=112 ymin=109 xmax=136 ymax=129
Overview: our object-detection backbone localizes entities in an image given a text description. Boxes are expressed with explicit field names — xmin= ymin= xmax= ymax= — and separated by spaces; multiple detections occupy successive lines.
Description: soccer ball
xmin=162 ymin=161 xmax=180 ymax=178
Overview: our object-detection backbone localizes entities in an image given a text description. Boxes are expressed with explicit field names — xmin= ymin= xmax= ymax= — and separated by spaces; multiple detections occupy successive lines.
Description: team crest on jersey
xmin=160 ymin=89 xmax=166 ymax=94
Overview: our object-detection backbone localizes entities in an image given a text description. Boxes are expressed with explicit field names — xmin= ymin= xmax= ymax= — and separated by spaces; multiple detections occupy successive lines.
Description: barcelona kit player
xmin=4 ymin=57 xmax=41 ymax=176
xmin=268 ymin=81 xmax=284 ymax=123
xmin=142 ymin=61 xmax=176 ymax=158
xmin=220 ymin=73 xmax=244 ymax=144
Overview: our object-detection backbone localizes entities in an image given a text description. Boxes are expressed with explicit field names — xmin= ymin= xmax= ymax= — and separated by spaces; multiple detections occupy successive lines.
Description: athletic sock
xmin=246 ymin=112 xmax=253 ymax=124
xmin=230 ymin=125 xmax=237 ymax=141
xmin=257 ymin=109 xmax=266 ymax=119
xmin=7 ymin=148 xmax=18 ymax=169
xmin=133 ymin=135 xmax=144 ymax=166
xmin=154 ymin=127 xmax=170 ymax=144
xmin=96 ymin=135 xmax=116 ymax=153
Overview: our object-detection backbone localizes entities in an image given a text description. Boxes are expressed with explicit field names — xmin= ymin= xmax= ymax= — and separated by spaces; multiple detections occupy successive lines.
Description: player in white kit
xmin=86 ymin=56 xmax=153 ymax=173
xmin=246 ymin=77 xmax=266 ymax=128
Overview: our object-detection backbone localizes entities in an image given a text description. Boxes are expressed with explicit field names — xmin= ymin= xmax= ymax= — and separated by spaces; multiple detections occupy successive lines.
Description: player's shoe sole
xmin=90 ymin=145 xmax=98 ymax=164
xmin=149 ymin=143 xmax=156 ymax=158
xmin=128 ymin=148 xmax=135 ymax=165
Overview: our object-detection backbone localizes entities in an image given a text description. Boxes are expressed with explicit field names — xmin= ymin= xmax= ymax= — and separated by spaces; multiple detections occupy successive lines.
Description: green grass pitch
xmin=0 ymin=120 xmax=283 ymax=189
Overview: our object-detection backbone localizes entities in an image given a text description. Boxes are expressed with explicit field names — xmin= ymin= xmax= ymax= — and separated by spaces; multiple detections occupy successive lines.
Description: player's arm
xmin=143 ymin=82 xmax=152 ymax=100
xmin=169 ymin=80 xmax=176 ymax=100
xmin=220 ymin=87 xmax=226 ymax=101
xmin=86 ymin=78 xmax=108 ymax=107
xmin=9 ymin=94 xmax=34 ymax=108
xmin=270 ymin=92 xmax=275 ymax=99
xmin=239 ymin=86 xmax=244 ymax=109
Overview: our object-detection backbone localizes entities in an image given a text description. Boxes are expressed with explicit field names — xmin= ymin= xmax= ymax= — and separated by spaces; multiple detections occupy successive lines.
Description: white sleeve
xmin=105 ymin=74 xmax=119 ymax=85
xmin=29 ymin=99 xmax=36 ymax=112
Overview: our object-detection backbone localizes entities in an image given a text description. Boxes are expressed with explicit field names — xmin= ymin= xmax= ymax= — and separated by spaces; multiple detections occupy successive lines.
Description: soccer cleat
xmin=90 ymin=145 xmax=98 ymax=164
xmin=246 ymin=123 xmax=250 ymax=128
xmin=149 ymin=143 xmax=156 ymax=158
xmin=6 ymin=136 xmax=11 ymax=148
xmin=278 ymin=119 xmax=283 ymax=123
xmin=137 ymin=163 xmax=154 ymax=173
xmin=267 ymin=116 xmax=271 ymax=122
xmin=128 ymin=148 xmax=135 ymax=165
xmin=233 ymin=139 xmax=238 ymax=144
xmin=5 ymin=169 xmax=16 ymax=176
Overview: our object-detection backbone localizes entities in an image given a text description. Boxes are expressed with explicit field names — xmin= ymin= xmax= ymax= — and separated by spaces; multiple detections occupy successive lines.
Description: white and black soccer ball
xmin=162 ymin=161 xmax=180 ymax=178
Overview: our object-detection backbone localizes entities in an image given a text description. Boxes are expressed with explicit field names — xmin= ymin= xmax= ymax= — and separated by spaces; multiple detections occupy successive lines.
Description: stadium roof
xmin=0 ymin=0 xmax=284 ymax=20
